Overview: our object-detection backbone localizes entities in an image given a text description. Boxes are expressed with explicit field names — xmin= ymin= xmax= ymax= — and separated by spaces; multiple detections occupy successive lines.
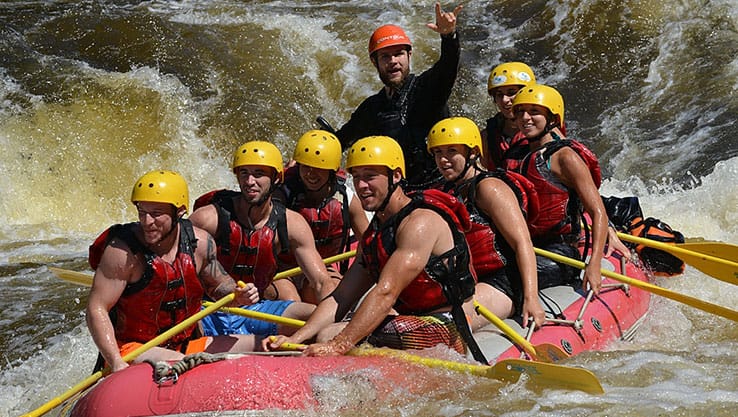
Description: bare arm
xmin=189 ymin=204 xmax=220 ymax=237
xmin=476 ymin=178 xmax=545 ymax=327
xmin=552 ymin=148 xmax=607 ymax=293
xmin=286 ymin=209 xmax=338 ymax=299
xmin=348 ymin=195 xmax=369 ymax=238
xmin=194 ymin=228 xmax=258 ymax=306
xmin=85 ymin=239 xmax=139 ymax=372
xmin=304 ymin=209 xmax=448 ymax=356
xmin=265 ymin=249 xmax=375 ymax=350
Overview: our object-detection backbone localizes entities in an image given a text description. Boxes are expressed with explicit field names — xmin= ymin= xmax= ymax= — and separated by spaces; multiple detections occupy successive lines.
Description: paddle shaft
xmin=473 ymin=301 xmax=539 ymax=358
xmin=203 ymin=302 xmax=306 ymax=328
xmin=473 ymin=301 xmax=569 ymax=363
xmin=50 ymin=249 xmax=357 ymax=288
xmin=534 ymin=247 xmax=738 ymax=322
xmin=21 ymin=287 xmax=240 ymax=417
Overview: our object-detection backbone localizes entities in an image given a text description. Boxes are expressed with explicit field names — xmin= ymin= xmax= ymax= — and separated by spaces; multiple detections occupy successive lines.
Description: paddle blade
xmin=679 ymin=241 xmax=738 ymax=263
xmin=348 ymin=347 xmax=603 ymax=395
xmin=533 ymin=343 xmax=571 ymax=363
xmin=616 ymin=232 xmax=738 ymax=286
xmin=49 ymin=267 xmax=93 ymax=286
xmin=668 ymin=249 xmax=738 ymax=286
xmin=489 ymin=358 xmax=604 ymax=394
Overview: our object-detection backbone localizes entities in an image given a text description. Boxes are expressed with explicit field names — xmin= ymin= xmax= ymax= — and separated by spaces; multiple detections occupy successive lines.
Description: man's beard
xmin=379 ymin=67 xmax=409 ymax=90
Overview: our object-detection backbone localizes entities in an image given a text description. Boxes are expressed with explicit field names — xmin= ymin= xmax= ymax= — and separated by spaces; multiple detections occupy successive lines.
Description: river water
xmin=1 ymin=1 xmax=737 ymax=416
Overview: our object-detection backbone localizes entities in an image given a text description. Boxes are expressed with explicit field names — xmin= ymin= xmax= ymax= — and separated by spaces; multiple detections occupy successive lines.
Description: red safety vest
xmin=281 ymin=167 xmax=351 ymax=264
xmin=484 ymin=114 xmax=530 ymax=171
xmin=88 ymin=221 xmax=202 ymax=349
xmin=519 ymin=138 xmax=601 ymax=239
xmin=360 ymin=189 xmax=475 ymax=314
xmin=193 ymin=190 xmax=288 ymax=295
xmin=447 ymin=169 xmax=539 ymax=277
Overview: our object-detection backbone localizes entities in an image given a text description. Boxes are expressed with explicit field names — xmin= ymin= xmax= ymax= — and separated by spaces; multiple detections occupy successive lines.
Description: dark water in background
xmin=1 ymin=1 xmax=737 ymax=415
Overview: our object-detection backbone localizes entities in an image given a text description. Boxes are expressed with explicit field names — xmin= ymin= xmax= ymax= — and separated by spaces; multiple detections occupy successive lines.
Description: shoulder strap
xmin=179 ymin=218 xmax=198 ymax=271
xmin=542 ymin=139 xmax=602 ymax=188
xmin=411 ymin=191 xmax=487 ymax=364
xmin=272 ymin=200 xmax=290 ymax=255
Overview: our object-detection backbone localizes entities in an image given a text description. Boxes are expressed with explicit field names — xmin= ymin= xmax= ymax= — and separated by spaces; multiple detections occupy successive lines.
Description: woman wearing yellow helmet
xmin=274 ymin=130 xmax=369 ymax=304
xmin=482 ymin=62 xmax=537 ymax=171
xmin=428 ymin=117 xmax=545 ymax=330
xmin=513 ymin=84 xmax=630 ymax=294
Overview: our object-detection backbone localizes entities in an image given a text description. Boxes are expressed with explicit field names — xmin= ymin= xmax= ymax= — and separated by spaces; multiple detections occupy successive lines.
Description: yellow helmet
xmin=512 ymin=84 xmax=565 ymax=125
xmin=487 ymin=62 xmax=536 ymax=93
xmin=427 ymin=117 xmax=483 ymax=158
xmin=131 ymin=170 xmax=189 ymax=212
xmin=346 ymin=136 xmax=405 ymax=177
xmin=232 ymin=141 xmax=285 ymax=181
xmin=293 ymin=130 xmax=342 ymax=171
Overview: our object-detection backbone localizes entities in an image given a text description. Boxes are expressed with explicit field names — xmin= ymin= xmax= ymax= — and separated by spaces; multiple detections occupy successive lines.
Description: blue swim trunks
xmin=200 ymin=300 xmax=294 ymax=336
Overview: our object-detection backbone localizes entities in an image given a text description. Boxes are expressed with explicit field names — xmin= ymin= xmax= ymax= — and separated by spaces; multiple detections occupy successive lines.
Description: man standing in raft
xmin=86 ymin=170 xmax=260 ymax=373
xmin=266 ymin=136 xmax=487 ymax=363
xmin=333 ymin=2 xmax=463 ymax=190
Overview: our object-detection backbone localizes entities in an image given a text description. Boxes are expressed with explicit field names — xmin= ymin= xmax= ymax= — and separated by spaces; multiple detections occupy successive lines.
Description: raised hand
xmin=426 ymin=2 xmax=463 ymax=35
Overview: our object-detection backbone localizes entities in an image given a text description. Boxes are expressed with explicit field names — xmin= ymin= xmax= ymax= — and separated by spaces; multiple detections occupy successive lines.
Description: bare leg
xmin=277 ymin=301 xmax=315 ymax=335
xmin=464 ymin=282 xmax=514 ymax=331
xmin=206 ymin=334 xmax=263 ymax=353
xmin=315 ymin=322 xmax=348 ymax=343
xmin=131 ymin=346 xmax=184 ymax=364
xmin=266 ymin=278 xmax=302 ymax=302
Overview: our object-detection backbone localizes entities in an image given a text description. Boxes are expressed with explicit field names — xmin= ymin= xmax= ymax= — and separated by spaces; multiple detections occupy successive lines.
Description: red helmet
xmin=368 ymin=24 xmax=412 ymax=56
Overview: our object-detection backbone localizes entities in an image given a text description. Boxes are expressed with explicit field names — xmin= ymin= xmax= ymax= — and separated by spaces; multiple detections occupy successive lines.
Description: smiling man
xmin=334 ymin=2 xmax=463 ymax=191
xmin=189 ymin=141 xmax=335 ymax=337
xmin=265 ymin=136 xmax=488 ymax=363
xmin=85 ymin=170 xmax=261 ymax=373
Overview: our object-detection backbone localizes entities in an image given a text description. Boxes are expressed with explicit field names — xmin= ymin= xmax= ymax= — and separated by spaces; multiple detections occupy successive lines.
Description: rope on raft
xmin=145 ymin=352 xmax=230 ymax=384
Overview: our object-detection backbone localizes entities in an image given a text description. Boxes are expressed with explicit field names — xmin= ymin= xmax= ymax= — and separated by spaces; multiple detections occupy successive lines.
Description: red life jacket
xmin=446 ymin=169 xmax=539 ymax=277
xmin=88 ymin=221 xmax=203 ymax=349
xmin=484 ymin=114 xmax=530 ymax=171
xmin=360 ymin=189 xmax=476 ymax=315
xmin=281 ymin=166 xmax=351 ymax=264
xmin=193 ymin=189 xmax=288 ymax=295
xmin=519 ymin=139 xmax=601 ymax=239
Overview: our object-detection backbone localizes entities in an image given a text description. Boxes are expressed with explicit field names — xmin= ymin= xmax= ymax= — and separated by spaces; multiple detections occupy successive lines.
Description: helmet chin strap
xmin=253 ymin=174 xmax=279 ymax=207
xmin=528 ymin=118 xmax=560 ymax=144
xmin=151 ymin=206 xmax=181 ymax=247
xmin=450 ymin=149 xmax=482 ymax=184
xmin=376 ymin=168 xmax=400 ymax=213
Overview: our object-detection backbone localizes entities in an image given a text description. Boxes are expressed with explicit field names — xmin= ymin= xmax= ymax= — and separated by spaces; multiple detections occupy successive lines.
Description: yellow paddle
xmin=33 ymin=250 xmax=356 ymax=416
xmin=269 ymin=329 xmax=601 ymax=394
xmin=349 ymin=346 xmax=604 ymax=394
xmin=615 ymin=232 xmax=738 ymax=286
xmin=681 ymin=238 xmax=738 ymax=263
xmin=21 ymin=283 xmax=246 ymax=417
xmin=49 ymin=249 xmax=358 ymax=288
xmin=472 ymin=301 xmax=569 ymax=363
xmin=268 ymin=340 xmax=602 ymax=394
xmin=534 ymin=247 xmax=738 ymax=322
xmin=202 ymin=302 xmax=306 ymax=328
